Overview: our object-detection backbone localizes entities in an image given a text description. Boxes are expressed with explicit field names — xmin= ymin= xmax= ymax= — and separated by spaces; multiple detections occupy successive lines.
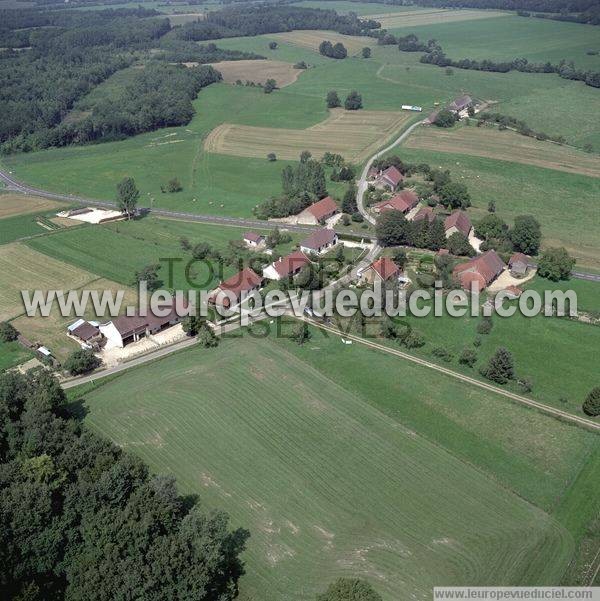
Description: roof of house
xmin=444 ymin=210 xmax=472 ymax=236
xmin=304 ymin=196 xmax=338 ymax=221
xmin=368 ymin=257 xmax=401 ymax=281
xmin=458 ymin=270 xmax=487 ymax=293
xmin=509 ymin=252 xmax=536 ymax=268
xmin=449 ymin=95 xmax=472 ymax=111
xmin=71 ymin=321 xmax=101 ymax=341
xmin=111 ymin=300 xmax=188 ymax=337
xmin=243 ymin=232 xmax=264 ymax=243
xmin=218 ymin=267 xmax=262 ymax=296
xmin=271 ymin=250 xmax=311 ymax=278
xmin=300 ymin=228 xmax=337 ymax=251
xmin=503 ymin=285 xmax=523 ymax=297
xmin=454 ymin=250 xmax=505 ymax=287
xmin=374 ymin=190 xmax=419 ymax=213
xmin=425 ymin=110 xmax=440 ymax=124
xmin=413 ymin=205 xmax=435 ymax=223
xmin=377 ymin=165 xmax=404 ymax=187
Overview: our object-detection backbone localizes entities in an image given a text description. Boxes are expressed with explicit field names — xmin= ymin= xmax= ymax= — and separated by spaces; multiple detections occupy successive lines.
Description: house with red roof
xmin=412 ymin=205 xmax=436 ymax=223
xmin=209 ymin=267 xmax=263 ymax=309
xmin=263 ymin=250 xmax=311 ymax=281
xmin=360 ymin=257 xmax=401 ymax=285
xmin=444 ymin=210 xmax=472 ymax=238
xmin=243 ymin=232 xmax=266 ymax=248
xmin=374 ymin=166 xmax=404 ymax=191
xmin=453 ymin=250 xmax=505 ymax=293
xmin=372 ymin=190 xmax=419 ymax=215
xmin=296 ymin=196 xmax=339 ymax=225
xmin=299 ymin=228 xmax=338 ymax=255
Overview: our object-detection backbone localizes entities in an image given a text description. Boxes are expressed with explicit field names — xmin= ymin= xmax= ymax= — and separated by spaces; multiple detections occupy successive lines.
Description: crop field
xmin=393 ymin=147 xmax=600 ymax=269
xmin=405 ymin=124 xmax=600 ymax=178
xmin=204 ymin=109 xmax=410 ymax=162
xmin=208 ymin=59 xmax=304 ymax=87
xmin=268 ymin=30 xmax=375 ymax=55
xmin=80 ymin=335 xmax=579 ymax=601
xmin=374 ymin=8 xmax=509 ymax=29
xmin=0 ymin=242 xmax=97 ymax=322
xmin=0 ymin=193 xmax=64 ymax=219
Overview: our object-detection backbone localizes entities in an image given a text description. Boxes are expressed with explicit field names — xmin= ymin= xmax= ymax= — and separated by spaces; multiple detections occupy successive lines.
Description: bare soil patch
xmin=209 ymin=59 xmax=303 ymax=88
xmin=405 ymin=125 xmax=600 ymax=178
xmin=204 ymin=108 xmax=410 ymax=162
xmin=0 ymin=193 xmax=64 ymax=220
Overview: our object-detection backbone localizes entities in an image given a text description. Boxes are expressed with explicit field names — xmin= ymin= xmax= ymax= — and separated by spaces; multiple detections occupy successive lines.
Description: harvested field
xmin=166 ymin=12 xmax=205 ymax=26
xmin=267 ymin=30 xmax=374 ymax=55
xmin=404 ymin=125 xmax=600 ymax=178
xmin=0 ymin=243 xmax=97 ymax=321
xmin=372 ymin=8 xmax=509 ymax=29
xmin=204 ymin=108 xmax=410 ymax=162
xmin=0 ymin=193 xmax=64 ymax=219
xmin=208 ymin=59 xmax=303 ymax=87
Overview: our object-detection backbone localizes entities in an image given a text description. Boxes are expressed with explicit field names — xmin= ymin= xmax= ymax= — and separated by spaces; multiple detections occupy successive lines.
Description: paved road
xmin=0 ymin=166 xmax=372 ymax=239
xmin=572 ymin=271 xmax=600 ymax=282
xmin=356 ymin=119 xmax=425 ymax=225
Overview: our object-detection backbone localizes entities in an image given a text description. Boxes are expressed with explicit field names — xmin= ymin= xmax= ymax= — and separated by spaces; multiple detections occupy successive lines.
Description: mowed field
xmin=371 ymin=8 xmax=509 ymax=29
xmin=80 ymin=335 xmax=576 ymax=601
xmin=0 ymin=193 xmax=63 ymax=219
xmin=268 ymin=29 xmax=374 ymax=55
xmin=208 ymin=59 xmax=304 ymax=87
xmin=204 ymin=109 xmax=410 ymax=162
xmin=405 ymin=124 xmax=600 ymax=178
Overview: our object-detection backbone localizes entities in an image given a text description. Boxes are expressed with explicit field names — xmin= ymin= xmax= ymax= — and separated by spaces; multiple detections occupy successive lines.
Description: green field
xmin=391 ymin=147 xmax=600 ymax=269
xmin=25 ymin=217 xmax=299 ymax=291
xmin=0 ymin=340 xmax=33 ymax=371
xmin=78 ymin=332 xmax=593 ymax=600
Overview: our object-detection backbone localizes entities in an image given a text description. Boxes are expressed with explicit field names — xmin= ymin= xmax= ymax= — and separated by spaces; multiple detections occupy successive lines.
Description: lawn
xmin=391 ymin=146 xmax=600 ymax=269
xmin=78 ymin=333 xmax=578 ymax=601
xmin=0 ymin=340 xmax=33 ymax=371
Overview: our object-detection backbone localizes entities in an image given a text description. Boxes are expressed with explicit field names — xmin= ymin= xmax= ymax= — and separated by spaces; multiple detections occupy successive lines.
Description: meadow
xmin=393 ymin=146 xmax=600 ymax=269
xmin=78 ymin=333 xmax=584 ymax=601
xmin=0 ymin=340 xmax=33 ymax=371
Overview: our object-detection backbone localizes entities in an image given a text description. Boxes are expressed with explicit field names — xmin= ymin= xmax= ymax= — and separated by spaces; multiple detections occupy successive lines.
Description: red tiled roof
xmin=453 ymin=250 xmax=505 ymax=289
xmin=374 ymin=190 xmax=419 ymax=213
xmin=305 ymin=196 xmax=338 ymax=221
xmin=300 ymin=228 xmax=337 ymax=251
xmin=509 ymin=252 xmax=536 ymax=268
xmin=444 ymin=211 xmax=472 ymax=236
xmin=244 ymin=232 xmax=264 ymax=243
xmin=413 ymin=206 xmax=435 ymax=223
xmin=271 ymin=250 xmax=311 ymax=278
xmin=369 ymin=257 xmax=401 ymax=281
xmin=216 ymin=267 xmax=263 ymax=299
xmin=377 ymin=166 xmax=404 ymax=187
xmin=459 ymin=271 xmax=486 ymax=293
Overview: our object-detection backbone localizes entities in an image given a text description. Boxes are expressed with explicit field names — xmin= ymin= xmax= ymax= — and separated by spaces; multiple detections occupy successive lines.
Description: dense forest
xmin=172 ymin=5 xmax=380 ymax=41
xmin=0 ymin=369 xmax=248 ymax=600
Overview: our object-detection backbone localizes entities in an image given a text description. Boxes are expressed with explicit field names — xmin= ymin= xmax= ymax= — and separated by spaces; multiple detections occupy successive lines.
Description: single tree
xmin=510 ymin=215 xmax=541 ymax=255
xmin=488 ymin=199 xmax=496 ymax=213
xmin=446 ymin=232 xmax=474 ymax=256
xmin=326 ymin=90 xmax=341 ymax=108
xmin=116 ymin=176 xmax=139 ymax=219
xmin=64 ymin=349 xmax=101 ymax=375
xmin=300 ymin=150 xmax=312 ymax=163
xmin=267 ymin=152 xmax=277 ymax=161
xmin=291 ymin=322 xmax=311 ymax=345
xmin=582 ymin=387 xmax=600 ymax=416
xmin=481 ymin=347 xmax=514 ymax=384
xmin=404 ymin=328 xmax=425 ymax=349
xmin=268 ymin=41 xmax=278 ymax=50
xmin=317 ymin=577 xmax=382 ymax=601
xmin=375 ymin=210 xmax=409 ymax=247
xmin=344 ymin=91 xmax=363 ymax=111
xmin=477 ymin=316 xmax=493 ymax=335
xmin=475 ymin=214 xmax=508 ymax=241
xmin=537 ymin=247 xmax=575 ymax=281
xmin=166 ymin=177 xmax=182 ymax=193
xmin=0 ymin=321 xmax=18 ymax=342
xmin=197 ymin=322 xmax=218 ymax=347
xmin=264 ymin=79 xmax=277 ymax=94
xmin=392 ymin=248 xmax=408 ymax=269
xmin=133 ymin=264 xmax=162 ymax=292
xmin=434 ymin=109 xmax=457 ymax=128
xmin=458 ymin=347 xmax=477 ymax=367
xmin=361 ymin=47 xmax=371 ymax=58
xmin=342 ymin=184 xmax=358 ymax=214
xmin=182 ymin=315 xmax=201 ymax=337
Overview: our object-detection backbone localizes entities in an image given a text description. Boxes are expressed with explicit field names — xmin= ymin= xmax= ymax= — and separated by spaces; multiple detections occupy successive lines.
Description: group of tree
xmin=173 ymin=5 xmax=380 ymax=43
xmin=379 ymin=317 xmax=426 ymax=349
xmin=0 ymin=321 xmax=18 ymax=343
xmin=319 ymin=40 xmax=347 ymax=59
xmin=537 ymin=247 xmax=576 ymax=280
xmin=474 ymin=214 xmax=541 ymax=255
xmin=376 ymin=210 xmax=447 ymax=252
xmin=434 ymin=108 xmax=459 ymax=128
xmin=326 ymin=90 xmax=363 ymax=110
xmin=0 ymin=368 xmax=247 ymax=600
xmin=317 ymin=577 xmax=382 ymax=600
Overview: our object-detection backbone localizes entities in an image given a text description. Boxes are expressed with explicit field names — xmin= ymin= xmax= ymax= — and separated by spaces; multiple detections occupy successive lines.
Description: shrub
xmin=432 ymin=346 xmax=453 ymax=362
xmin=582 ymin=387 xmax=600 ymax=416
xmin=267 ymin=152 xmax=277 ymax=161
xmin=476 ymin=317 xmax=493 ymax=335
xmin=0 ymin=321 xmax=18 ymax=343
xmin=459 ymin=347 xmax=477 ymax=367
xmin=480 ymin=347 xmax=514 ymax=384
xmin=64 ymin=349 xmax=101 ymax=375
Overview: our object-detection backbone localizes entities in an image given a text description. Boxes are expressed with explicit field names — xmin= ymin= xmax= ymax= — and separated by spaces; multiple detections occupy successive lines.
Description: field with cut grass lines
xmin=268 ymin=30 xmax=374 ymax=55
xmin=405 ymin=124 xmax=600 ymax=178
xmin=80 ymin=335 xmax=575 ymax=601
xmin=208 ymin=59 xmax=303 ymax=87
xmin=204 ymin=108 xmax=410 ymax=162
xmin=371 ymin=8 xmax=509 ymax=29
xmin=0 ymin=193 xmax=65 ymax=219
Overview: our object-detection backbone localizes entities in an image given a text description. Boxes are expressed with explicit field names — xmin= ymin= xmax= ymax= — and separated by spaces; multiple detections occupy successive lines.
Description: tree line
xmin=0 ymin=368 xmax=248 ymax=600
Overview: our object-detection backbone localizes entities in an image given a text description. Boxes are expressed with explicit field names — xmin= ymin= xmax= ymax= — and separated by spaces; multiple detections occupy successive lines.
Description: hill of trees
xmin=0 ymin=369 xmax=248 ymax=600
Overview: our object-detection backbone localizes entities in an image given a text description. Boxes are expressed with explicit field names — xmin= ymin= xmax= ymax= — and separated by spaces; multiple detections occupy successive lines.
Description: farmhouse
xmin=209 ymin=267 xmax=264 ymax=308
xmin=361 ymin=257 xmax=401 ymax=284
xmin=374 ymin=166 xmax=404 ymax=191
xmin=444 ymin=211 xmax=472 ymax=238
xmin=372 ymin=190 xmax=419 ymax=214
xmin=68 ymin=319 xmax=103 ymax=346
xmin=299 ymin=228 xmax=338 ymax=255
xmin=453 ymin=250 xmax=505 ymax=293
xmin=412 ymin=206 xmax=436 ymax=223
xmin=508 ymin=252 xmax=537 ymax=277
xmin=263 ymin=250 xmax=311 ymax=280
xmin=448 ymin=95 xmax=473 ymax=113
xmin=296 ymin=196 xmax=338 ymax=225
xmin=243 ymin=232 xmax=265 ymax=248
